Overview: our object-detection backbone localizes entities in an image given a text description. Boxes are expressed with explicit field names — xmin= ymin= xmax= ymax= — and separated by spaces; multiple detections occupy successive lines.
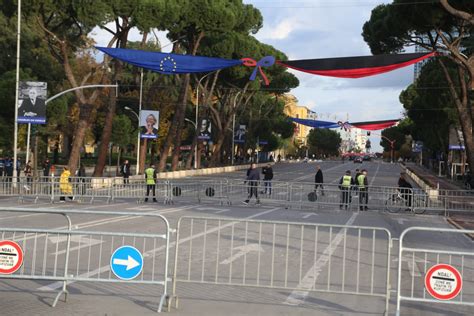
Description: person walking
xmin=398 ymin=172 xmax=413 ymax=211
xmin=23 ymin=160 xmax=33 ymax=190
xmin=42 ymin=158 xmax=51 ymax=177
xmin=357 ymin=169 xmax=369 ymax=211
xmin=144 ymin=164 xmax=157 ymax=202
xmin=5 ymin=157 xmax=13 ymax=184
xmin=121 ymin=159 xmax=131 ymax=184
xmin=243 ymin=163 xmax=260 ymax=205
xmin=339 ymin=170 xmax=354 ymax=210
xmin=314 ymin=165 xmax=325 ymax=196
xmin=59 ymin=167 xmax=73 ymax=202
xmin=262 ymin=163 xmax=273 ymax=195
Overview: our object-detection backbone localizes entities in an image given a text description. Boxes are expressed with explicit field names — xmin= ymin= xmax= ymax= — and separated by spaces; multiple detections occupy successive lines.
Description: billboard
xmin=198 ymin=119 xmax=211 ymax=140
xmin=140 ymin=110 xmax=159 ymax=139
xmin=17 ymin=81 xmax=47 ymax=124
xmin=448 ymin=128 xmax=465 ymax=150
xmin=234 ymin=124 xmax=246 ymax=143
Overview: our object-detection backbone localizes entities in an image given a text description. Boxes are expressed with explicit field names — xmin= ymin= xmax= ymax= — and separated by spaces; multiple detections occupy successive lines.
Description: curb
xmin=446 ymin=217 xmax=474 ymax=241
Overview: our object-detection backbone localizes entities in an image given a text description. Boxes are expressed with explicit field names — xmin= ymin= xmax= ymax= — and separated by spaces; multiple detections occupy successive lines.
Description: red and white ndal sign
xmin=425 ymin=264 xmax=462 ymax=301
xmin=0 ymin=240 xmax=24 ymax=274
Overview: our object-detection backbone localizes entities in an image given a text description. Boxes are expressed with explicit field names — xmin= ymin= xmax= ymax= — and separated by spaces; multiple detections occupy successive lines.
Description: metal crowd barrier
xmin=0 ymin=207 xmax=172 ymax=312
xmin=170 ymin=216 xmax=392 ymax=315
xmin=396 ymin=226 xmax=474 ymax=316
xmin=2 ymin=177 xmax=473 ymax=214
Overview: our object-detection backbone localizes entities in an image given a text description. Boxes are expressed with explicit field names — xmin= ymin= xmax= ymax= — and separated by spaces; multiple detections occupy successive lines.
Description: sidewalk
xmin=405 ymin=163 xmax=474 ymax=235
xmin=405 ymin=163 xmax=463 ymax=190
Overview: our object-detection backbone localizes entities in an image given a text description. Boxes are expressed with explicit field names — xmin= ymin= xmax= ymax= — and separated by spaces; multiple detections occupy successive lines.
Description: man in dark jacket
xmin=244 ymin=163 xmax=260 ymax=205
xmin=314 ymin=165 xmax=325 ymax=196
xmin=121 ymin=160 xmax=131 ymax=184
xmin=262 ymin=164 xmax=273 ymax=195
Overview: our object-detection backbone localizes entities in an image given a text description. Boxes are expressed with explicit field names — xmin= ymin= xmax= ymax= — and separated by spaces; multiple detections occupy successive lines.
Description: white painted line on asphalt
xmin=49 ymin=235 xmax=103 ymax=255
xmin=214 ymin=209 xmax=230 ymax=214
xmin=38 ymin=206 xmax=281 ymax=291
xmin=392 ymin=254 xmax=425 ymax=277
xmin=397 ymin=218 xmax=408 ymax=225
xmin=284 ymin=212 xmax=358 ymax=306
xmin=8 ymin=205 xmax=195 ymax=244
xmin=302 ymin=213 xmax=318 ymax=219
xmin=196 ymin=207 xmax=229 ymax=212
xmin=220 ymin=244 xmax=264 ymax=265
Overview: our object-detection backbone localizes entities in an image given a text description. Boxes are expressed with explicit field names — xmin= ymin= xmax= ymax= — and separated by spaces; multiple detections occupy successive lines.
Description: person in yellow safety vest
xmin=357 ymin=169 xmax=369 ymax=211
xmin=59 ymin=167 xmax=73 ymax=202
xmin=339 ymin=170 xmax=354 ymax=210
xmin=144 ymin=164 xmax=157 ymax=202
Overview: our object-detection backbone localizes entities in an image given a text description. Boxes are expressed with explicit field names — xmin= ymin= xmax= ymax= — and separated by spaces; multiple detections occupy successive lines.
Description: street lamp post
xmin=231 ymin=91 xmax=242 ymax=166
xmin=195 ymin=72 xmax=216 ymax=169
xmin=125 ymin=106 xmax=140 ymax=175
xmin=13 ymin=0 xmax=21 ymax=186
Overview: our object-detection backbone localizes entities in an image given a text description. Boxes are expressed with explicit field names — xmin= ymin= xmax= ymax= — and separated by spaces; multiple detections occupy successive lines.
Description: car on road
xmin=354 ymin=157 xmax=363 ymax=163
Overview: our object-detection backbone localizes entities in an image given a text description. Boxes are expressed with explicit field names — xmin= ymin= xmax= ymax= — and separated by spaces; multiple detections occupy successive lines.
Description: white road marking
xmin=196 ymin=207 xmax=229 ymax=212
xmin=39 ymin=207 xmax=280 ymax=291
xmin=220 ymin=244 xmax=264 ymax=265
xmin=284 ymin=212 xmax=358 ymax=305
xmin=49 ymin=235 xmax=103 ymax=255
xmin=397 ymin=218 xmax=408 ymax=225
xmin=302 ymin=213 xmax=318 ymax=219
xmin=6 ymin=205 xmax=194 ymax=243
xmin=392 ymin=254 xmax=425 ymax=277
xmin=214 ymin=209 xmax=230 ymax=214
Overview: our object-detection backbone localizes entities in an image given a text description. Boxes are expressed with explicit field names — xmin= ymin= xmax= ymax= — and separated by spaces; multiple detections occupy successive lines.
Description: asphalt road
xmin=0 ymin=160 xmax=472 ymax=316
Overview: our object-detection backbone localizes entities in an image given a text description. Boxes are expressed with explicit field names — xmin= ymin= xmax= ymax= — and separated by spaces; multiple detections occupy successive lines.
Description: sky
xmin=92 ymin=0 xmax=416 ymax=152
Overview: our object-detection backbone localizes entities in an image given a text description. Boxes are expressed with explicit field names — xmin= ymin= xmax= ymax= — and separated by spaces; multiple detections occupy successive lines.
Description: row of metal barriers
xmin=0 ymin=207 xmax=473 ymax=315
xmin=1 ymin=176 xmax=473 ymax=214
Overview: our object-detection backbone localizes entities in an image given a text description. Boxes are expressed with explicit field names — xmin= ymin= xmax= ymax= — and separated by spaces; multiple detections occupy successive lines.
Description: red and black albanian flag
xmin=277 ymin=52 xmax=435 ymax=78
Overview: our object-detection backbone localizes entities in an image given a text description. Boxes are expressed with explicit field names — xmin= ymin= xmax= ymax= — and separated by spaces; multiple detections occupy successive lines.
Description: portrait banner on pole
xmin=140 ymin=110 xmax=159 ymax=139
xmin=234 ymin=124 xmax=246 ymax=143
xmin=17 ymin=81 xmax=47 ymax=124
xmin=198 ymin=119 xmax=212 ymax=140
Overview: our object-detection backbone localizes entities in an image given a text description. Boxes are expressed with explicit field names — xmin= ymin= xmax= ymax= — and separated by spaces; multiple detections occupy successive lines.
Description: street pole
xmin=231 ymin=91 xmax=241 ymax=166
xmin=195 ymin=72 xmax=215 ymax=169
xmin=26 ymin=123 xmax=31 ymax=163
xmin=13 ymin=0 xmax=21 ymax=186
xmin=137 ymin=69 xmax=143 ymax=175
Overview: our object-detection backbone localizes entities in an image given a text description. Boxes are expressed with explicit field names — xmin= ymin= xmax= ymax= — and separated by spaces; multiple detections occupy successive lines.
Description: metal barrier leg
xmin=53 ymin=214 xmax=72 ymax=307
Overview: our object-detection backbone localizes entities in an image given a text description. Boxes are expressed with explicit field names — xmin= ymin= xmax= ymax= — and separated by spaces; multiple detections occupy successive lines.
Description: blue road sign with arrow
xmin=110 ymin=245 xmax=143 ymax=280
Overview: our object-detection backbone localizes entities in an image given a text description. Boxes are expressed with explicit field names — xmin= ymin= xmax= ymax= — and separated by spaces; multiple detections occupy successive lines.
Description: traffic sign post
xmin=425 ymin=264 xmax=462 ymax=301
xmin=110 ymin=245 xmax=143 ymax=281
xmin=0 ymin=240 xmax=24 ymax=274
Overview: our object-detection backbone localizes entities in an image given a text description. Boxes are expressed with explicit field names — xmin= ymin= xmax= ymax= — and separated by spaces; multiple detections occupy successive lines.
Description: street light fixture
xmin=125 ymin=106 xmax=140 ymax=175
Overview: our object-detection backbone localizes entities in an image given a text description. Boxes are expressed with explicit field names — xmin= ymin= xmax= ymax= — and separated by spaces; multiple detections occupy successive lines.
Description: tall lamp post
xmin=125 ymin=106 xmax=140 ymax=175
xmin=194 ymin=72 xmax=217 ymax=169
xmin=231 ymin=91 xmax=242 ymax=166
xmin=13 ymin=0 xmax=22 ymax=186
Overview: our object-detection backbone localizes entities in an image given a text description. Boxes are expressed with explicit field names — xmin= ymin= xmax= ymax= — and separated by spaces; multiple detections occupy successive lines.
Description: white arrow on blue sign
xmin=110 ymin=245 xmax=144 ymax=280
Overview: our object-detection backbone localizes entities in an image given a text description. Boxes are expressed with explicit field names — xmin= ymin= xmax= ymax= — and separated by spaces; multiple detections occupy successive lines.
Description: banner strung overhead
xmin=97 ymin=47 xmax=435 ymax=85
xmin=277 ymin=52 xmax=436 ymax=78
xmin=289 ymin=117 xmax=399 ymax=131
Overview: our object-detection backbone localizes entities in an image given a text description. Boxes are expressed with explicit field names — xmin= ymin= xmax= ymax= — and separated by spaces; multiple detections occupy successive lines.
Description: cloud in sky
xmin=245 ymin=0 xmax=407 ymax=151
